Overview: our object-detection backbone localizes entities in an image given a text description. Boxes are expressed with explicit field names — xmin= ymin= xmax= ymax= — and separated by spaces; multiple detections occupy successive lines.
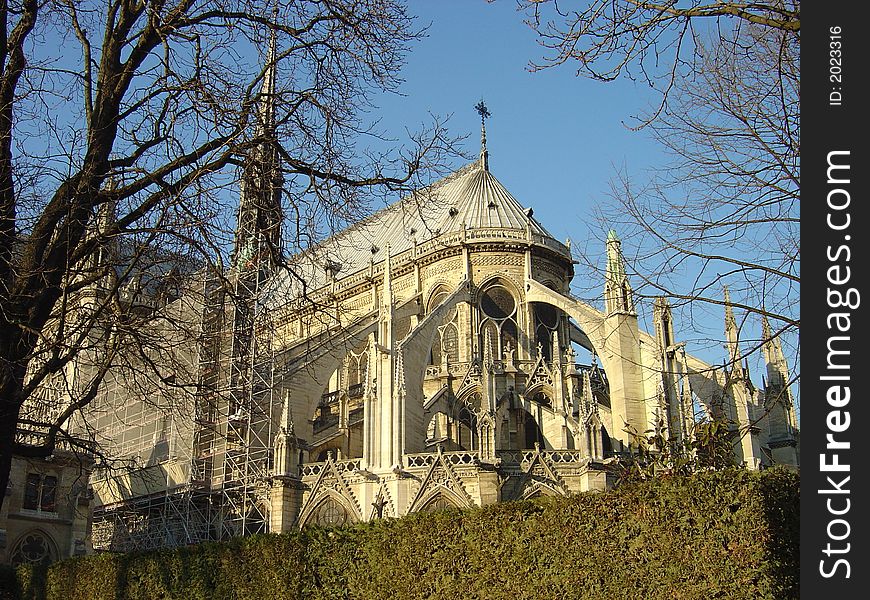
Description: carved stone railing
xmin=495 ymin=450 xmax=523 ymax=465
xmin=403 ymin=450 xmax=480 ymax=469
xmin=527 ymin=450 xmax=585 ymax=464
xmin=300 ymin=457 xmax=361 ymax=479
xmin=497 ymin=449 xmax=585 ymax=467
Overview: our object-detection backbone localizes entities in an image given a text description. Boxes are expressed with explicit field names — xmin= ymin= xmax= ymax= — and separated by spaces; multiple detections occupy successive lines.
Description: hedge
xmin=2 ymin=467 xmax=798 ymax=600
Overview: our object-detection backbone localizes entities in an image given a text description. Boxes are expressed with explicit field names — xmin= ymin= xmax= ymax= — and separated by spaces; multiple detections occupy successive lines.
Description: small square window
xmin=21 ymin=473 xmax=58 ymax=513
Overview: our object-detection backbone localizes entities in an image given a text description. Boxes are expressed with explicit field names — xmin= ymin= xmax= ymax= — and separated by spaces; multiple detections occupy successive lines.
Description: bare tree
xmin=519 ymin=1 xmax=798 ymax=113
xmin=516 ymin=1 xmax=799 ymax=357
xmin=0 ymin=0 xmax=459 ymax=513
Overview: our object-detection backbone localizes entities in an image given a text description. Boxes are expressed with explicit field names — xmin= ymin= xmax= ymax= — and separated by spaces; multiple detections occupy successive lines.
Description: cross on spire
xmin=474 ymin=100 xmax=491 ymax=171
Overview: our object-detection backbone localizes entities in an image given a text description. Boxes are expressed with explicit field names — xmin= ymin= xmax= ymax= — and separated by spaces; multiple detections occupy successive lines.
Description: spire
xmin=723 ymin=286 xmax=743 ymax=372
xmin=761 ymin=315 xmax=789 ymax=389
xmin=233 ymin=21 xmax=283 ymax=274
xmin=581 ymin=368 xmax=595 ymax=421
xmin=258 ymin=15 xmax=278 ymax=135
xmin=551 ymin=329 xmax=562 ymax=367
xmin=605 ymin=229 xmax=625 ymax=281
xmin=653 ymin=296 xmax=674 ymax=350
xmin=474 ymin=100 xmax=491 ymax=171
xmin=604 ymin=229 xmax=634 ymax=315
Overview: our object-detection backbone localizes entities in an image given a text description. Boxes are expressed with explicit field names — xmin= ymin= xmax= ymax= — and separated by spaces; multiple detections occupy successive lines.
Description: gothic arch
xmin=416 ymin=490 xmax=464 ymax=513
xmin=425 ymin=282 xmax=455 ymax=310
xmin=520 ymin=481 xmax=564 ymax=500
xmin=297 ymin=490 xmax=361 ymax=528
xmin=474 ymin=274 xmax=524 ymax=305
xmin=476 ymin=277 xmax=522 ymax=361
xmin=9 ymin=529 xmax=58 ymax=566
xmin=410 ymin=485 xmax=472 ymax=514
xmin=426 ymin=285 xmax=460 ymax=367
xmin=524 ymin=382 xmax=556 ymax=408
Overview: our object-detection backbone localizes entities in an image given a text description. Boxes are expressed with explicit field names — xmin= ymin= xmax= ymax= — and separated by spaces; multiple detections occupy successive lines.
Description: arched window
xmin=312 ymin=497 xmax=351 ymax=527
xmin=347 ymin=346 xmax=368 ymax=398
xmin=10 ymin=531 xmax=56 ymax=566
xmin=532 ymin=302 xmax=560 ymax=361
xmin=419 ymin=494 xmax=459 ymax=513
xmin=478 ymin=282 xmax=519 ymax=360
xmin=456 ymin=403 xmax=478 ymax=451
xmin=428 ymin=289 xmax=459 ymax=366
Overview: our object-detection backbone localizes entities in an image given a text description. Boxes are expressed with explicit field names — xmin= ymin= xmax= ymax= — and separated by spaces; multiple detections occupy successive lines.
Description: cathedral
xmin=0 ymin=55 xmax=797 ymax=557
xmin=79 ymin=95 xmax=799 ymax=551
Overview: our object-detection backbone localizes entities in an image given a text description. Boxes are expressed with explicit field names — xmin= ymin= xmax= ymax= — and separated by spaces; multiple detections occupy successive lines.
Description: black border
xmin=802 ymin=2 xmax=869 ymax=596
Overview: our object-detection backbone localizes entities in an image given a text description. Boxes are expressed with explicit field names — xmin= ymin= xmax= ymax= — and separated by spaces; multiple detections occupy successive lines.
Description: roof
xmin=264 ymin=159 xmax=568 ymax=305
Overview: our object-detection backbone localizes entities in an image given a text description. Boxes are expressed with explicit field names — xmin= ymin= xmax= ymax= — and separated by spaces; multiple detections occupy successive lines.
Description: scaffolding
xmin=91 ymin=483 xmax=213 ymax=552
xmin=220 ymin=259 xmax=277 ymax=539
xmin=91 ymin=39 xmax=286 ymax=547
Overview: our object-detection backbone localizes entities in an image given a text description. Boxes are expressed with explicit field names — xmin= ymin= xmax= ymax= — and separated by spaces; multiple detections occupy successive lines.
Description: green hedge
xmin=3 ymin=468 xmax=798 ymax=600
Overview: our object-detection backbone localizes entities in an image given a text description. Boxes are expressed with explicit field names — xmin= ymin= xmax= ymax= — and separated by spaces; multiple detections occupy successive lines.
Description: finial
xmin=474 ymin=100 xmax=491 ymax=171
xmin=761 ymin=314 xmax=772 ymax=341
xmin=258 ymin=15 xmax=279 ymax=135
xmin=723 ymin=285 xmax=737 ymax=331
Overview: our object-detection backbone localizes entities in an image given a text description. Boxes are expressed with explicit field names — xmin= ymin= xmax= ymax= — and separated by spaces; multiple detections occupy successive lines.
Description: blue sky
xmin=374 ymin=0 xmax=664 ymax=252
xmin=370 ymin=2 xmax=673 ymax=322
xmin=368 ymin=1 xmax=799 ymax=402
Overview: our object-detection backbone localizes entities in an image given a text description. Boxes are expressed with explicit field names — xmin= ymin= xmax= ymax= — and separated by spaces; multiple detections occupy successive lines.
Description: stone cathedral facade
xmin=85 ymin=143 xmax=799 ymax=550
xmin=80 ymin=80 xmax=798 ymax=550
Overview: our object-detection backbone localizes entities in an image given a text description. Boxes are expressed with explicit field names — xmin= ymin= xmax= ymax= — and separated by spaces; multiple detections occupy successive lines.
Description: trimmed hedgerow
xmin=4 ymin=468 xmax=798 ymax=600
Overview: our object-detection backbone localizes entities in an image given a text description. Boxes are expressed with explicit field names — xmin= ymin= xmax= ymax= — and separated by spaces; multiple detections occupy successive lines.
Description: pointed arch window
xmin=9 ymin=531 xmax=55 ymax=566
xmin=312 ymin=497 xmax=351 ymax=527
xmin=428 ymin=289 xmax=459 ymax=366
xmin=532 ymin=302 xmax=559 ymax=361
xmin=478 ymin=282 xmax=519 ymax=360
xmin=347 ymin=346 xmax=368 ymax=398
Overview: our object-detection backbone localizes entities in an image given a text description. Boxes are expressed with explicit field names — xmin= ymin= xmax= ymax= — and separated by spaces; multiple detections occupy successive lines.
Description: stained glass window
xmin=478 ymin=282 xmax=519 ymax=361
xmin=313 ymin=497 xmax=350 ymax=527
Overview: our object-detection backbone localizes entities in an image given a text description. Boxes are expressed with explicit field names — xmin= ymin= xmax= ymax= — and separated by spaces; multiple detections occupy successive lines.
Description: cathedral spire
xmin=652 ymin=296 xmax=674 ymax=350
xmin=761 ymin=315 xmax=789 ymax=389
xmin=258 ymin=22 xmax=278 ymax=136
xmin=604 ymin=229 xmax=634 ymax=315
xmin=723 ymin=286 xmax=741 ymax=367
xmin=233 ymin=23 xmax=283 ymax=274
xmin=474 ymin=100 xmax=491 ymax=171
